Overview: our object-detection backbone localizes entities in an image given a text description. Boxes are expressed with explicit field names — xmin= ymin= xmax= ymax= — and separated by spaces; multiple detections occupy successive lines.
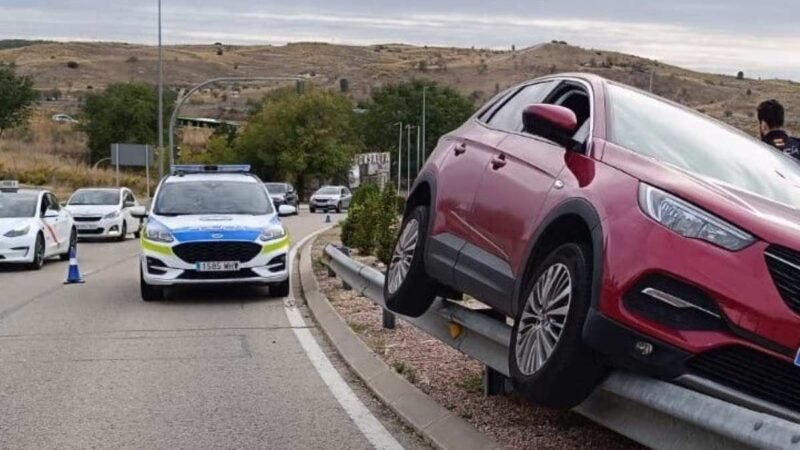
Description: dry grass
xmin=0 ymin=111 xmax=151 ymax=198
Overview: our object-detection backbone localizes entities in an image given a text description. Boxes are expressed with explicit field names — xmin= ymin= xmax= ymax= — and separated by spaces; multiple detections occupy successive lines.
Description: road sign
xmin=110 ymin=144 xmax=154 ymax=167
xmin=111 ymin=143 xmax=153 ymax=196
xmin=356 ymin=152 xmax=391 ymax=188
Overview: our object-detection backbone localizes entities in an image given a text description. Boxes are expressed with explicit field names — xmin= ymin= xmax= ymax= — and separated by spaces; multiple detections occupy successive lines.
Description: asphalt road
xmin=0 ymin=210 xmax=428 ymax=450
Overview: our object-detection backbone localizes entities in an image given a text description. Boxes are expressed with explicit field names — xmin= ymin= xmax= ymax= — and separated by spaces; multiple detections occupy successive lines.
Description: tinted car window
xmin=155 ymin=180 xmax=275 ymax=215
xmin=487 ymin=81 xmax=555 ymax=132
xmin=0 ymin=193 xmax=38 ymax=218
xmin=607 ymin=83 xmax=800 ymax=207
xmin=265 ymin=183 xmax=287 ymax=194
xmin=48 ymin=194 xmax=60 ymax=211
xmin=69 ymin=189 xmax=120 ymax=206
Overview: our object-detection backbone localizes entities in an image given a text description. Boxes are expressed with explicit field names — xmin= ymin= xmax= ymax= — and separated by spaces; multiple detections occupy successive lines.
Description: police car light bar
xmin=171 ymin=165 xmax=251 ymax=175
xmin=0 ymin=180 xmax=20 ymax=192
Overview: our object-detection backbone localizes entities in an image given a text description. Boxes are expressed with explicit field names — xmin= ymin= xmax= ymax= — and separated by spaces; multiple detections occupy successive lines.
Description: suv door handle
xmin=454 ymin=143 xmax=467 ymax=155
xmin=491 ymin=154 xmax=507 ymax=170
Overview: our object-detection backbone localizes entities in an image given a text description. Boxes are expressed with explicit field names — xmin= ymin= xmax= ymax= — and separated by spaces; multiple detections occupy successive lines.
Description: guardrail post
xmin=483 ymin=366 xmax=512 ymax=396
xmin=339 ymin=246 xmax=352 ymax=290
xmin=382 ymin=309 xmax=396 ymax=329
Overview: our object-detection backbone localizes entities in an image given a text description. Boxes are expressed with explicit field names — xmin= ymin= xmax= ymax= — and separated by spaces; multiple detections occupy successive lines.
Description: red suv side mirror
xmin=522 ymin=104 xmax=579 ymax=149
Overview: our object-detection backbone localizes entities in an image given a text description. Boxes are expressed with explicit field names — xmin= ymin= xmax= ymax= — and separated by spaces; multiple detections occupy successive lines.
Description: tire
xmin=59 ymin=229 xmax=77 ymax=261
xmin=140 ymin=265 xmax=164 ymax=301
xmin=29 ymin=233 xmax=45 ymax=270
xmin=117 ymin=221 xmax=127 ymax=242
xmin=133 ymin=221 xmax=142 ymax=239
xmin=269 ymin=278 xmax=290 ymax=297
xmin=384 ymin=205 xmax=438 ymax=317
xmin=335 ymin=202 xmax=342 ymax=213
xmin=509 ymin=243 xmax=606 ymax=408
xmin=310 ymin=207 xmax=316 ymax=214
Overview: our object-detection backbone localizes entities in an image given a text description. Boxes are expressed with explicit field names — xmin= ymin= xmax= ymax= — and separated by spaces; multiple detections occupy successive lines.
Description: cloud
xmin=1 ymin=2 xmax=799 ymax=80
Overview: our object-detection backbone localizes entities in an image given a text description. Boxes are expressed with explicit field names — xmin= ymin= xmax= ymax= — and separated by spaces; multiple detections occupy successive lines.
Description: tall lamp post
xmin=421 ymin=86 xmax=427 ymax=161
xmin=157 ymin=0 xmax=164 ymax=181
xmin=416 ymin=125 xmax=421 ymax=175
xmin=395 ymin=121 xmax=403 ymax=193
xmin=405 ymin=124 xmax=413 ymax=193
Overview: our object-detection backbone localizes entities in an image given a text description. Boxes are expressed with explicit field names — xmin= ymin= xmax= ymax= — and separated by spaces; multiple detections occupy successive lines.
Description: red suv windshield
xmin=606 ymin=83 xmax=800 ymax=208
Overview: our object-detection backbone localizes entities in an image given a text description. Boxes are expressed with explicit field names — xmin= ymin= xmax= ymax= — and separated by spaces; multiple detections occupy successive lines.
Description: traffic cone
xmin=325 ymin=214 xmax=331 ymax=223
xmin=63 ymin=247 xmax=85 ymax=285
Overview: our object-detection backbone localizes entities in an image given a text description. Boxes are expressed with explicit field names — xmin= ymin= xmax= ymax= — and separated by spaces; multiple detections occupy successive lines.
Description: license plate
xmin=76 ymin=224 xmax=96 ymax=230
xmin=195 ymin=261 xmax=240 ymax=272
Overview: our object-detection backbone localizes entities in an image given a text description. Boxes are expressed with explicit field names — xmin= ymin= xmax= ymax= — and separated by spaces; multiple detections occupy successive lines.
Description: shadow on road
xmin=158 ymin=284 xmax=283 ymax=305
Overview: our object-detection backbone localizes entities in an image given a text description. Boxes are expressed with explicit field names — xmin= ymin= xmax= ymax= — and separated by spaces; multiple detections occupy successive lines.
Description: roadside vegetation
xmin=340 ymin=183 xmax=402 ymax=266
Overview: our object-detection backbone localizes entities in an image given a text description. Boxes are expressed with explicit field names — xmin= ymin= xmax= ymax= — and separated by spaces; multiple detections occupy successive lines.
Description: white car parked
xmin=0 ymin=181 xmax=77 ymax=270
xmin=66 ymin=187 xmax=141 ymax=241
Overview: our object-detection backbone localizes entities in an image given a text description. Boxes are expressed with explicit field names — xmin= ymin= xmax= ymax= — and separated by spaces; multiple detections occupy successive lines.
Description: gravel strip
xmin=312 ymin=228 xmax=644 ymax=450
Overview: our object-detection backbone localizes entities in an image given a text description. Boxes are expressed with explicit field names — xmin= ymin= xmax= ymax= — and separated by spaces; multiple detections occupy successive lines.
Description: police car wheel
xmin=140 ymin=266 xmax=164 ymax=301
xmin=269 ymin=279 xmax=290 ymax=297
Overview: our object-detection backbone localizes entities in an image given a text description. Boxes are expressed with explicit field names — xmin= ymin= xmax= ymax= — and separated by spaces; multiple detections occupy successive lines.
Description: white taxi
xmin=132 ymin=165 xmax=295 ymax=301
xmin=0 ymin=181 xmax=77 ymax=270
xmin=66 ymin=187 xmax=141 ymax=241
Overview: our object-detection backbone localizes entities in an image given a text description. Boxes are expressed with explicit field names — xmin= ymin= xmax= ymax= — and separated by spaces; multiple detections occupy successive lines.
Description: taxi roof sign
xmin=0 ymin=180 xmax=19 ymax=192
xmin=172 ymin=164 xmax=251 ymax=175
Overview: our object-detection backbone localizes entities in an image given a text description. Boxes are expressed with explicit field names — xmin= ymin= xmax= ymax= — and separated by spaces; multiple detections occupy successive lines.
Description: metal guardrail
xmin=324 ymin=244 xmax=800 ymax=450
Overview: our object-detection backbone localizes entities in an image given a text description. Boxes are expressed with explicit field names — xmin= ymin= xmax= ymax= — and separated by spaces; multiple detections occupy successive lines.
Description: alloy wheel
xmin=387 ymin=218 xmax=419 ymax=295
xmin=515 ymin=262 xmax=572 ymax=375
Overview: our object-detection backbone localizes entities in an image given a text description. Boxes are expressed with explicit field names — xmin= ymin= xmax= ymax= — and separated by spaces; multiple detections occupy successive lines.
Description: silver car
xmin=309 ymin=186 xmax=352 ymax=213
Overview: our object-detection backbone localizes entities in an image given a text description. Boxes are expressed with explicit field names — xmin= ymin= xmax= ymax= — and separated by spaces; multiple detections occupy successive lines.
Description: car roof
xmin=5 ymin=189 xmax=44 ymax=196
xmin=165 ymin=173 xmax=259 ymax=184
xmin=74 ymin=187 xmax=123 ymax=192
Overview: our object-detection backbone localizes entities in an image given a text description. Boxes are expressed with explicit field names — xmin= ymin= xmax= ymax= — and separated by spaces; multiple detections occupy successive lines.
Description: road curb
xmin=298 ymin=238 xmax=505 ymax=450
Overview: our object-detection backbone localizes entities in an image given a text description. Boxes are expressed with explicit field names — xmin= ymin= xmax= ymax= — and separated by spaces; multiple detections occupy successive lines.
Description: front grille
xmin=764 ymin=245 xmax=800 ymax=314
xmin=77 ymin=228 xmax=104 ymax=235
xmin=73 ymin=216 xmax=102 ymax=222
xmin=173 ymin=242 xmax=261 ymax=264
xmin=178 ymin=268 xmax=258 ymax=280
xmin=688 ymin=345 xmax=800 ymax=412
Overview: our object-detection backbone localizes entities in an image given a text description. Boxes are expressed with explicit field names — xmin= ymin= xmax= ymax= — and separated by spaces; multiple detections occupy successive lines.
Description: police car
xmin=0 ymin=180 xmax=77 ymax=270
xmin=132 ymin=165 xmax=294 ymax=301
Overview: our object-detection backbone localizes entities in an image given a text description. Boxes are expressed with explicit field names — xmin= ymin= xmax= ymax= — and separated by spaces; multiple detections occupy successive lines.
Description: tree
xmin=359 ymin=80 xmax=474 ymax=181
xmin=78 ymin=82 xmax=176 ymax=163
xmin=339 ymin=78 xmax=350 ymax=93
xmin=737 ymin=71 xmax=744 ymax=80
xmin=0 ymin=66 xmax=37 ymax=138
xmin=230 ymin=88 xmax=362 ymax=196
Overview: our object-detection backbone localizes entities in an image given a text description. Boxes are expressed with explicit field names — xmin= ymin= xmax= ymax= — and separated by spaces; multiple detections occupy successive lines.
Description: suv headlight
xmin=104 ymin=210 xmax=121 ymax=219
xmin=3 ymin=225 xmax=30 ymax=238
xmin=639 ymin=184 xmax=754 ymax=251
xmin=144 ymin=223 xmax=174 ymax=243
xmin=259 ymin=225 xmax=286 ymax=242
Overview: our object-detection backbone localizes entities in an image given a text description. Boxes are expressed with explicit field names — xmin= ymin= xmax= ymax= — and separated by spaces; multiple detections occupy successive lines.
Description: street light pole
xmin=406 ymin=124 xmax=412 ymax=193
xmin=395 ymin=121 xmax=403 ymax=193
xmin=416 ymin=125 xmax=421 ymax=174
xmin=157 ymin=0 xmax=164 ymax=180
xmin=422 ymin=86 xmax=427 ymax=161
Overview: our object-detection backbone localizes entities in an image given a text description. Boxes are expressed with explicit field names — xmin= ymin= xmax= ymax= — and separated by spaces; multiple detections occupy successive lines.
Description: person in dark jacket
xmin=757 ymin=99 xmax=800 ymax=158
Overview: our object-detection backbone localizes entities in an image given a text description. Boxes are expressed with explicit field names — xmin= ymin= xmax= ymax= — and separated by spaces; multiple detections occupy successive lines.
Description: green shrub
xmin=375 ymin=184 xmax=400 ymax=265
xmin=351 ymin=184 xmax=381 ymax=254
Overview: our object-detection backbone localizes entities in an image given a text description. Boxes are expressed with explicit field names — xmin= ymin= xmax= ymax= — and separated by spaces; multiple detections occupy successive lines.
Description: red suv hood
xmin=601 ymin=141 xmax=800 ymax=250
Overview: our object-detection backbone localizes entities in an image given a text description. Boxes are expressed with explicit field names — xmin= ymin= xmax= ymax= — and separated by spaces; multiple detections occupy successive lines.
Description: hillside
xmin=1 ymin=40 xmax=799 ymax=136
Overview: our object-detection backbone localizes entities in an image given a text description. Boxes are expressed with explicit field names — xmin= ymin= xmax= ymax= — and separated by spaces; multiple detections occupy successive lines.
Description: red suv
xmin=385 ymin=73 xmax=800 ymax=420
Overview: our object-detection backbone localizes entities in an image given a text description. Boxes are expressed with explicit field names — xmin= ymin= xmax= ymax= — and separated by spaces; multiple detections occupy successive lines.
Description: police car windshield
xmin=69 ymin=189 xmax=120 ymax=206
xmin=0 ymin=193 xmax=37 ymax=218
xmin=607 ymin=83 xmax=800 ymax=208
xmin=154 ymin=180 xmax=274 ymax=216
xmin=316 ymin=187 xmax=340 ymax=195
xmin=265 ymin=183 xmax=287 ymax=194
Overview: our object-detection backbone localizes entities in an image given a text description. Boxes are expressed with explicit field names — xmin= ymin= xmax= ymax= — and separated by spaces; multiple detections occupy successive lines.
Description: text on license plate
xmin=196 ymin=261 xmax=240 ymax=272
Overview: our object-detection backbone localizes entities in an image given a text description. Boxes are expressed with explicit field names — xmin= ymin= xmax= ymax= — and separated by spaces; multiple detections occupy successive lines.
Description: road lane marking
xmin=285 ymin=228 xmax=404 ymax=450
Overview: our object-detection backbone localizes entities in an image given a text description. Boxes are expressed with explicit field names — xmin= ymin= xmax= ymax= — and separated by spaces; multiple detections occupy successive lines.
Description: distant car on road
xmin=0 ymin=181 xmax=76 ymax=270
xmin=132 ymin=165 xmax=292 ymax=301
xmin=265 ymin=182 xmax=299 ymax=214
xmin=51 ymin=113 xmax=78 ymax=124
xmin=66 ymin=188 xmax=141 ymax=241
xmin=309 ymin=186 xmax=352 ymax=213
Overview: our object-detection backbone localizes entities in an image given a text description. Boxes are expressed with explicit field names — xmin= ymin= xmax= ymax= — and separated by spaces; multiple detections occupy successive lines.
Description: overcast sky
xmin=2 ymin=1 xmax=799 ymax=80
